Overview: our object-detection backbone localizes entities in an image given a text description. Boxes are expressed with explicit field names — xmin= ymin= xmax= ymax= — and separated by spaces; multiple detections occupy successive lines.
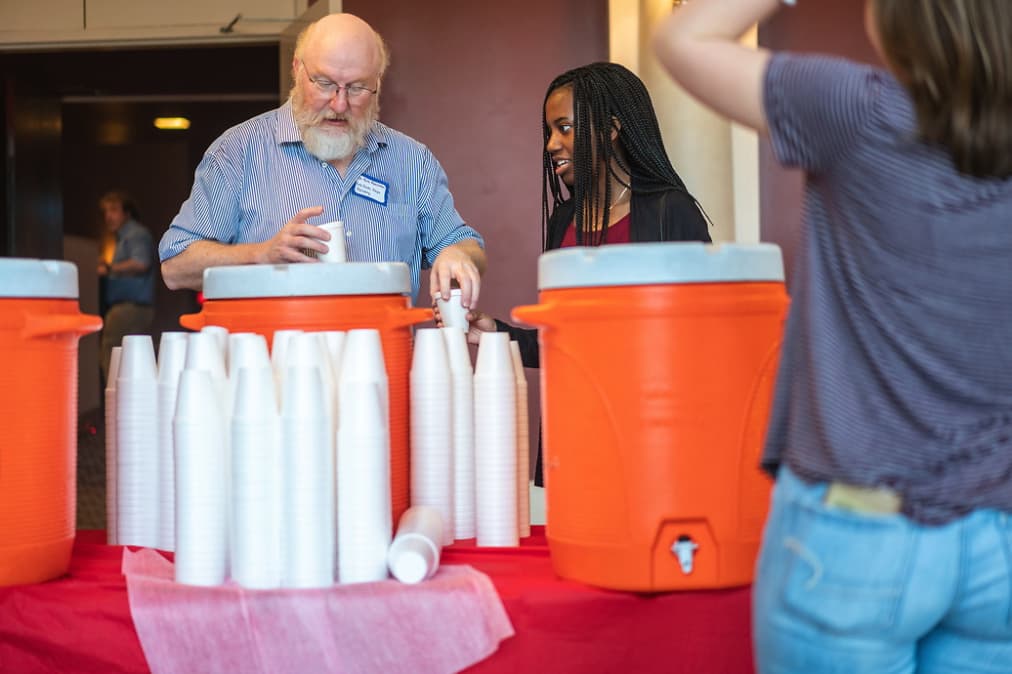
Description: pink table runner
xmin=123 ymin=548 xmax=514 ymax=674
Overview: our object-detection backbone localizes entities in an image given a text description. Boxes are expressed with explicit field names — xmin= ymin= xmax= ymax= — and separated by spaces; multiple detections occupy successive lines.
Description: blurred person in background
xmin=97 ymin=189 xmax=155 ymax=384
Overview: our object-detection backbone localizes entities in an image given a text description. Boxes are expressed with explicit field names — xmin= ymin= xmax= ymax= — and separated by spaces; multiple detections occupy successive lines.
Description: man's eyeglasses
xmin=299 ymin=60 xmax=377 ymax=101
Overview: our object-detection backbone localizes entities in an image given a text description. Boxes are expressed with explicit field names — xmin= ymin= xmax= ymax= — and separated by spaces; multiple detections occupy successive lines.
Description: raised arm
xmin=652 ymin=0 xmax=785 ymax=134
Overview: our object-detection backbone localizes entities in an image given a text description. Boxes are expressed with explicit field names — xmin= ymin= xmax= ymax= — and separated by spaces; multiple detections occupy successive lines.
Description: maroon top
xmin=560 ymin=212 xmax=632 ymax=247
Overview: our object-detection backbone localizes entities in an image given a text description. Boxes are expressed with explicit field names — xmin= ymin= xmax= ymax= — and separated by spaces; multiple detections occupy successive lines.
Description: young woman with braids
xmin=655 ymin=1 xmax=1012 ymax=671
xmin=436 ymin=61 xmax=710 ymax=484
xmin=458 ymin=62 xmax=709 ymax=360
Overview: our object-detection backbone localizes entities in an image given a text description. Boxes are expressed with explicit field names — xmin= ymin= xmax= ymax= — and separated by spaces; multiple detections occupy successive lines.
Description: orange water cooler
xmin=180 ymin=262 xmax=431 ymax=524
xmin=0 ymin=260 xmax=103 ymax=586
xmin=512 ymin=243 xmax=788 ymax=591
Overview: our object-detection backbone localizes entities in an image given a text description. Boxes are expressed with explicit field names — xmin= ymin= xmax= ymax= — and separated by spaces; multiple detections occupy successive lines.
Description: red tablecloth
xmin=0 ymin=529 xmax=754 ymax=673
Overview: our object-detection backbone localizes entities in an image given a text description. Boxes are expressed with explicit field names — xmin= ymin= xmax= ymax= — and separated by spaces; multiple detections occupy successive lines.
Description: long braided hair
xmin=541 ymin=62 xmax=703 ymax=247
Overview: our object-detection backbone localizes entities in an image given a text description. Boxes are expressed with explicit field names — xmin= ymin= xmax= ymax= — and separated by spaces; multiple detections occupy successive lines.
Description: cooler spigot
xmin=671 ymin=535 xmax=698 ymax=574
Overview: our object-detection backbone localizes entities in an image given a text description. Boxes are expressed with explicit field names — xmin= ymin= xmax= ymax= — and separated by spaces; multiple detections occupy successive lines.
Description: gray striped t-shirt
xmin=761 ymin=54 xmax=1012 ymax=525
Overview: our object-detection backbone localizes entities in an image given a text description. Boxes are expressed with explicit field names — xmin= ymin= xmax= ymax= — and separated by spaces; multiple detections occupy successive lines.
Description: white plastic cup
xmin=119 ymin=334 xmax=158 ymax=381
xmin=436 ymin=289 xmax=469 ymax=332
xmin=318 ymin=221 xmax=347 ymax=263
xmin=475 ymin=332 xmax=513 ymax=377
xmin=388 ymin=506 xmax=443 ymax=584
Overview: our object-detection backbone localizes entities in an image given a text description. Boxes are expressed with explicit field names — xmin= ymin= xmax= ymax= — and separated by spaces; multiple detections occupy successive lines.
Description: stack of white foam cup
xmin=184 ymin=331 xmax=230 ymax=567
xmin=111 ymin=321 xmax=510 ymax=585
xmin=200 ymin=325 xmax=229 ymax=366
xmin=281 ymin=332 xmax=336 ymax=588
xmin=319 ymin=329 xmax=346 ymax=574
xmin=281 ymin=361 xmax=335 ymax=588
xmin=473 ymin=332 xmax=518 ymax=547
xmin=509 ymin=341 xmax=531 ymax=538
xmin=409 ymin=328 xmax=455 ymax=546
xmin=441 ymin=326 xmax=476 ymax=540
xmin=156 ymin=332 xmax=189 ymax=552
xmin=104 ymin=346 xmax=122 ymax=545
xmin=270 ymin=329 xmax=303 ymax=401
xmin=174 ymin=368 xmax=228 ymax=586
xmin=228 ymin=333 xmax=282 ymax=589
xmin=336 ymin=329 xmax=392 ymax=583
xmin=230 ymin=365 xmax=282 ymax=589
xmin=116 ymin=335 xmax=160 ymax=549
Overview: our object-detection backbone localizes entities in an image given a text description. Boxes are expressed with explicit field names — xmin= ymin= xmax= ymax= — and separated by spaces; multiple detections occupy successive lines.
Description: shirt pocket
xmin=380 ymin=203 xmax=418 ymax=264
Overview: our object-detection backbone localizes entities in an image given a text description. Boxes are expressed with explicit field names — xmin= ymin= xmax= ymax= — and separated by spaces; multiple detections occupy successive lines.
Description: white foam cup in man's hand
xmin=436 ymin=288 xmax=469 ymax=332
xmin=318 ymin=221 xmax=347 ymax=263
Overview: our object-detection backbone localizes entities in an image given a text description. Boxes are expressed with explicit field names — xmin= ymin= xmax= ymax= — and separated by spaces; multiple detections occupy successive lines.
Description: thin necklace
xmin=613 ymin=185 xmax=630 ymax=206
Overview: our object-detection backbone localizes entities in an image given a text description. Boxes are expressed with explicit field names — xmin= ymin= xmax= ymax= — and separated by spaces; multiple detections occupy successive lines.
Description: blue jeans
xmin=753 ymin=466 xmax=1012 ymax=674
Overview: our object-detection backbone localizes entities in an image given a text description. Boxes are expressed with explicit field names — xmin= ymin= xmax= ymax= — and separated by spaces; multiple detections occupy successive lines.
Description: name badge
xmin=353 ymin=174 xmax=389 ymax=206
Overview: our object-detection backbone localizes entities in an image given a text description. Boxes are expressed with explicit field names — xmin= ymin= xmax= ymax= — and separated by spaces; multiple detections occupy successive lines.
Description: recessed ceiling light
xmin=154 ymin=117 xmax=191 ymax=130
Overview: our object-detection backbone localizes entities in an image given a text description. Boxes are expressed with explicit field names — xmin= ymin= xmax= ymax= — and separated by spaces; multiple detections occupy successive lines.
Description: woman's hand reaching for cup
xmin=432 ymin=299 xmax=497 ymax=345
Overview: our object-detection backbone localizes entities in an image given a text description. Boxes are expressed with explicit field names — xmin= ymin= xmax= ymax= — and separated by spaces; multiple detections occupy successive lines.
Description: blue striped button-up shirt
xmin=159 ymin=101 xmax=483 ymax=300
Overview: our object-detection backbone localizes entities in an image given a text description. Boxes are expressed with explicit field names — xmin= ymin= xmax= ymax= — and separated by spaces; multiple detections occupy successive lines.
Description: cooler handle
xmin=22 ymin=313 xmax=103 ymax=339
xmin=511 ymin=302 xmax=559 ymax=327
xmin=386 ymin=306 xmax=434 ymax=328
xmin=179 ymin=311 xmax=205 ymax=331
xmin=513 ymin=299 xmax=643 ymax=326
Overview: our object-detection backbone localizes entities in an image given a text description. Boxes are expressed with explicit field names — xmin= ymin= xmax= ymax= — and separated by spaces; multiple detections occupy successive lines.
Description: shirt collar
xmin=276 ymin=99 xmax=389 ymax=154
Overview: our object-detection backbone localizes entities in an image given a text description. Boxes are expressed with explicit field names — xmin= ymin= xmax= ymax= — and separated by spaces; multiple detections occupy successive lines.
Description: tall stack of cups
xmin=336 ymin=329 xmax=393 ymax=583
xmin=410 ymin=329 xmax=455 ymax=546
xmin=509 ymin=341 xmax=531 ymax=538
xmin=230 ymin=342 xmax=282 ymax=589
xmin=441 ymin=327 xmax=476 ymax=540
xmin=473 ymin=332 xmax=518 ymax=547
xmin=116 ymin=335 xmax=160 ymax=549
xmin=156 ymin=332 xmax=189 ymax=552
xmin=174 ymin=369 xmax=228 ymax=586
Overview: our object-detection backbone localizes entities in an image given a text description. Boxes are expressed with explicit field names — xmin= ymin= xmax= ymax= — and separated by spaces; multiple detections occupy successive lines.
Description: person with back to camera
xmin=97 ymin=190 xmax=155 ymax=384
xmin=654 ymin=1 xmax=1012 ymax=672
xmin=158 ymin=12 xmax=485 ymax=307
xmin=435 ymin=62 xmax=712 ymax=483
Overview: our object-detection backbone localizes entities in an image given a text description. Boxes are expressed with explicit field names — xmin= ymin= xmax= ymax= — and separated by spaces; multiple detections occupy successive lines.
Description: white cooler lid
xmin=538 ymin=242 xmax=784 ymax=290
xmin=203 ymin=262 xmax=412 ymax=299
xmin=0 ymin=258 xmax=79 ymax=299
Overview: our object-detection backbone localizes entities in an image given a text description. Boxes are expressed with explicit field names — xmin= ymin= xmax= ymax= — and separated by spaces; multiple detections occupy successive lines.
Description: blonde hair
xmin=873 ymin=0 xmax=1012 ymax=179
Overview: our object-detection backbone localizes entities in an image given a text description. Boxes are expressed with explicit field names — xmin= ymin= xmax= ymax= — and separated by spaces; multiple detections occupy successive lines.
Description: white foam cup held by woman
xmin=318 ymin=221 xmax=347 ymax=263
xmin=387 ymin=506 xmax=444 ymax=584
xmin=436 ymin=288 xmax=469 ymax=332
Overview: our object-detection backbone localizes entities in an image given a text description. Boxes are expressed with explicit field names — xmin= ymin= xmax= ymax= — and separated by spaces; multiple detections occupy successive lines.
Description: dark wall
xmin=1 ymin=45 xmax=279 ymax=341
xmin=345 ymin=0 xmax=608 ymax=475
xmin=758 ymin=2 xmax=880 ymax=280
xmin=345 ymin=0 xmax=609 ymax=317
xmin=62 ymin=97 xmax=274 ymax=339
xmin=3 ymin=91 xmax=62 ymax=258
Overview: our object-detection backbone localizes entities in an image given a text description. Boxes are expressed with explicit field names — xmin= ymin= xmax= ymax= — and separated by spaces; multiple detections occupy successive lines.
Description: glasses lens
xmin=314 ymin=79 xmax=336 ymax=95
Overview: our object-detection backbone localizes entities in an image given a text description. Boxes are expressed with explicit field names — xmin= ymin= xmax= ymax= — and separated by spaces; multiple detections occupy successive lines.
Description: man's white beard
xmin=292 ymin=87 xmax=377 ymax=162
xmin=302 ymin=124 xmax=359 ymax=162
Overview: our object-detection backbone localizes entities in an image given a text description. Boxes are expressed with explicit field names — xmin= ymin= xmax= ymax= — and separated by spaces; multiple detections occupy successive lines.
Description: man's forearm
xmin=161 ymin=240 xmax=267 ymax=291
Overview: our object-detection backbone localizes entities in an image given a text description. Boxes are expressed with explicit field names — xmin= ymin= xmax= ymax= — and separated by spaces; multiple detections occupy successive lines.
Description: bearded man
xmin=159 ymin=13 xmax=485 ymax=307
